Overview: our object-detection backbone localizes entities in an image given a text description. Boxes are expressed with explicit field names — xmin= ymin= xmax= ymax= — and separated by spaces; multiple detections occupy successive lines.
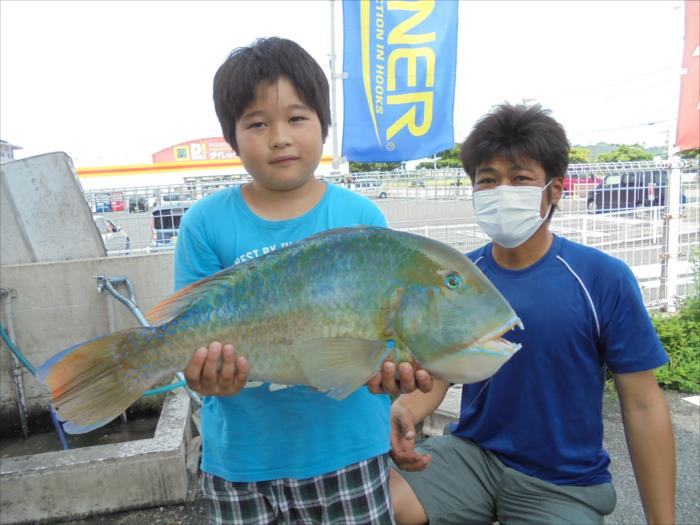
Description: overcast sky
xmin=0 ymin=0 xmax=686 ymax=167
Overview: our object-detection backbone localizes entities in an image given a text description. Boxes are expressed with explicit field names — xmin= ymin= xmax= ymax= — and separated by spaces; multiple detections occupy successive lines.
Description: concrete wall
xmin=0 ymin=389 xmax=197 ymax=524
xmin=0 ymin=253 xmax=175 ymax=426
xmin=1 ymin=152 xmax=106 ymax=265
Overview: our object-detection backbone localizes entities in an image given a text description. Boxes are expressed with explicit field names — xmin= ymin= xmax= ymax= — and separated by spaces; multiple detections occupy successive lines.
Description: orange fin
xmin=145 ymin=280 xmax=208 ymax=325
xmin=37 ymin=328 xmax=155 ymax=434
xmin=145 ymin=265 xmax=244 ymax=325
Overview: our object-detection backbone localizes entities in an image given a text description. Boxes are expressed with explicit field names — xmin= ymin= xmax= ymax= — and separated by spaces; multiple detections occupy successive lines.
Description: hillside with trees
xmin=348 ymin=143 xmax=676 ymax=172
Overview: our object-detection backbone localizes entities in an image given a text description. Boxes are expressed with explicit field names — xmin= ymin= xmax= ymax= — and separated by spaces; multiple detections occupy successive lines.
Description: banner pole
xmin=329 ymin=0 xmax=342 ymax=171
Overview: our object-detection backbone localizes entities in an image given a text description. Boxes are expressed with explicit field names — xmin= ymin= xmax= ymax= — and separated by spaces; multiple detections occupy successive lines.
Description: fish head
xmin=391 ymin=232 xmax=522 ymax=384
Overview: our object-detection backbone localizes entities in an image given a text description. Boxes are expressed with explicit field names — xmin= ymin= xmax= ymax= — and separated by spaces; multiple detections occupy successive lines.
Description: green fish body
xmin=38 ymin=226 xmax=521 ymax=433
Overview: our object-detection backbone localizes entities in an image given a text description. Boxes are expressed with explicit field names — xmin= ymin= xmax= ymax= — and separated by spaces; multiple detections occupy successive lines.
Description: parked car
xmin=349 ymin=179 xmax=388 ymax=199
xmin=158 ymin=192 xmax=195 ymax=208
xmin=562 ymin=173 xmax=602 ymax=197
xmin=150 ymin=205 xmax=190 ymax=251
xmin=128 ymin=196 xmax=149 ymax=213
xmin=586 ymin=169 xmax=684 ymax=213
xmin=93 ymin=215 xmax=129 ymax=254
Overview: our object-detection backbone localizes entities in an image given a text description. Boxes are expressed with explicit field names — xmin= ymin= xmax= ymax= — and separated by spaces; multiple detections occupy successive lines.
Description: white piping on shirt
xmin=472 ymin=253 xmax=601 ymax=338
xmin=556 ymin=255 xmax=601 ymax=338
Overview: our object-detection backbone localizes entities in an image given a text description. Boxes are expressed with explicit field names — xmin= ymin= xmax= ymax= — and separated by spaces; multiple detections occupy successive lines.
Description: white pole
xmin=664 ymin=126 xmax=682 ymax=312
xmin=329 ymin=0 xmax=344 ymax=171
xmin=661 ymin=5 xmax=686 ymax=312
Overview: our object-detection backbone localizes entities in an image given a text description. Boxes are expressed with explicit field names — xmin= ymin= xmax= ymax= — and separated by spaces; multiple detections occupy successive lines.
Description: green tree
xmin=653 ymin=249 xmax=700 ymax=393
xmin=679 ymin=148 xmax=700 ymax=159
xmin=596 ymin=144 xmax=653 ymax=163
xmin=415 ymin=144 xmax=462 ymax=169
xmin=569 ymin=146 xmax=592 ymax=164
xmin=349 ymin=161 xmax=402 ymax=173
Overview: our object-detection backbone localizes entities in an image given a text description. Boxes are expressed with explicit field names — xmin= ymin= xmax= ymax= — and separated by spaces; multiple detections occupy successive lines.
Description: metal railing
xmin=82 ymin=160 xmax=699 ymax=310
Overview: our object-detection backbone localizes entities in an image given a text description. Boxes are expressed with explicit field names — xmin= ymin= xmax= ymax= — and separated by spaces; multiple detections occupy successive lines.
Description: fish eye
xmin=444 ymin=273 xmax=462 ymax=289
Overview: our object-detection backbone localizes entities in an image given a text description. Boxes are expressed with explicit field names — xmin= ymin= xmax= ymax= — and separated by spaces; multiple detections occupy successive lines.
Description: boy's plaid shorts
xmin=201 ymin=453 xmax=396 ymax=525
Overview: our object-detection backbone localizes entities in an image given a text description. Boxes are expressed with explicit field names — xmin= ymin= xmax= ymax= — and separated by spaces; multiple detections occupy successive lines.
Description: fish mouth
xmin=475 ymin=314 xmax=523 ymax=346
xmin=452 ymin=314 xmax=522 ymax=356
xmin=473 ymin=337 xmax=522 ymax=357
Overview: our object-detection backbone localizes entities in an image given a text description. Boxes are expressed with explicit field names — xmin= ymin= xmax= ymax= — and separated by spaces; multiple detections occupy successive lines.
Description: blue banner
xmin=342 ymin=0 xmax=458 ymax=162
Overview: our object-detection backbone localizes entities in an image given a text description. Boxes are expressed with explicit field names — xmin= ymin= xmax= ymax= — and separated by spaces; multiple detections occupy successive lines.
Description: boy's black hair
xmin=460 ymin=104 xmax=570 ymax=184
xmin=213 ymin=37 xmax=330 ymax=151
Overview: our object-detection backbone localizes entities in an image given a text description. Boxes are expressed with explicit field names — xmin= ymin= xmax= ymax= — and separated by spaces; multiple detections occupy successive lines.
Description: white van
xmin=349 ymin=179 xmax=388 ymax=199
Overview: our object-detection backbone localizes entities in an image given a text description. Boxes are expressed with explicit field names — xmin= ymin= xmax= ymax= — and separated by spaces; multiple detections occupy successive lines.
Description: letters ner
xmin=372 ymin=0 xmax=436 ymax=142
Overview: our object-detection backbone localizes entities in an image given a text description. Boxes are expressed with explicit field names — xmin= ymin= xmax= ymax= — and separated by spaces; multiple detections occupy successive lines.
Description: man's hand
xmin=184 ymin=341 xmax=249 ymax=396
xmin=366 ymin=361 xmax=434 ymax=396
xmin=390 ymin=402 xmax=431 ymax=471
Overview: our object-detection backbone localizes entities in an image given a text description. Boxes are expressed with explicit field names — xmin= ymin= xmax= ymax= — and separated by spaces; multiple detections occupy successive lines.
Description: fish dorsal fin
xmin=145 ymin=266 xmax=243 ymax=325
xmin=297 ymin=338 xmax=394 ymax=400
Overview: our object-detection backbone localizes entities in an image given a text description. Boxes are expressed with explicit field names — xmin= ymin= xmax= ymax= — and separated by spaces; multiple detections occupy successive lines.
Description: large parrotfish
xmin=38 ymin=226 xmax=522 ymax=434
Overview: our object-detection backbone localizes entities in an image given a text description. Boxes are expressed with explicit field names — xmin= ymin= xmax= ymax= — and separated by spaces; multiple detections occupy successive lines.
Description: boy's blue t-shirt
xmin=453 ymin=235 xmax=668 ymax=486
xmin=174 ymin=182 xmax=391 ymax=482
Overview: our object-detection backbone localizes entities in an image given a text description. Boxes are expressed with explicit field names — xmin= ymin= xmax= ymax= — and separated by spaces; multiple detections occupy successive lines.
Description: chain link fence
xmin=83 ymin=160 xmax=699 ymax=309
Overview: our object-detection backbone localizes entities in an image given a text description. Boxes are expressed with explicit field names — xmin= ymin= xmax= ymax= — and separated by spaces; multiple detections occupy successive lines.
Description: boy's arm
xmin=175 ymin=212 xmax=250 ymax=396
xmin=614 ymin=370 xmax=676 ymax=525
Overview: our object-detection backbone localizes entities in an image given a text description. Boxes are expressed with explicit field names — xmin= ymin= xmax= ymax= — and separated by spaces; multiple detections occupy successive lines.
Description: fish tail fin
xmin=37 ymin=328 xmax=156 ymax=434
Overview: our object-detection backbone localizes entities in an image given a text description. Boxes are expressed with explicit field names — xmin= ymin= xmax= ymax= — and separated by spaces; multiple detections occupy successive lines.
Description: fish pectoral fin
xmin=298 ymin=338 xmax=391 ymax=400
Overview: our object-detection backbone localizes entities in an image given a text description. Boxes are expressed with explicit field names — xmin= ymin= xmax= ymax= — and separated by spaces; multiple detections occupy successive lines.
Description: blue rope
xmin=1 ymin=322 xmax=69 ymax=449
xmin=0 ymin=322 xmax=37 ymax=375
xmin=1 ymin=321 xmax=184 ymax=396
xmin=144 ymin=380 xmax=186 ymax=396
xmin=1 ymin=321 xmax=186 ymax=450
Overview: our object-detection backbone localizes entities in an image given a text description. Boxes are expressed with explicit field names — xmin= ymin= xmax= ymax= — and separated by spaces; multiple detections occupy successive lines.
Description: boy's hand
xmin=390 ymin=403 xmax=431 ymax=471
xmin=184 ymin=341 xmax=249 ymax=396
xmin=366 ymin=361 xmax=434 ymax=396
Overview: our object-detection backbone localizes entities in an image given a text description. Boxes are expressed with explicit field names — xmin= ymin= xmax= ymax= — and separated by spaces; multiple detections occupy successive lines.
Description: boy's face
xmin=233 ymin=76 xmax=323 ymax=191
xmin=474 ymin=154 xmax=562 ymax=217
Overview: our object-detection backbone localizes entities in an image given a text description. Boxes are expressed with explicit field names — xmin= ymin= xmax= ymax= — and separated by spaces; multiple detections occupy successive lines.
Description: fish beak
xmin=422 ymin=336 xmax=521 ymax=385
xmin=420 ymin=315 xmax=523 ymax=385
xmin=476 ymin=315 xmax=523 ymax=346
xmin=475 ymin=337 xmax=522 ymax=357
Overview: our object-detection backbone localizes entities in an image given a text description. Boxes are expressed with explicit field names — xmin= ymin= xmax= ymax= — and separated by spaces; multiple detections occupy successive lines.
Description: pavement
xmin=603 ymin=390 xmax=699 ymax=525
xmin=59 ymin=389 xmax=699 ymax=525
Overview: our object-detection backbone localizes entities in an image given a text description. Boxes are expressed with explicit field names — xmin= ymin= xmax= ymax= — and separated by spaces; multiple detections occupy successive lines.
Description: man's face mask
xmin=473 ymin=181 xmax=552 ymax=248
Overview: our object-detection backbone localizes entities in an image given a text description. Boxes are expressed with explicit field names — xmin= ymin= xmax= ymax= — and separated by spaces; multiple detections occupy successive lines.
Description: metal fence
xmin=83 ymin=160 xmax=699 ymax=310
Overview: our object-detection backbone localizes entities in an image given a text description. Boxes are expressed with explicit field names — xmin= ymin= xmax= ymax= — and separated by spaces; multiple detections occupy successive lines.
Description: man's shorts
xmin=201 ymin=453 xmax=395 ymax=525
xmin=394 ymin=435 xmax=616 ymax=525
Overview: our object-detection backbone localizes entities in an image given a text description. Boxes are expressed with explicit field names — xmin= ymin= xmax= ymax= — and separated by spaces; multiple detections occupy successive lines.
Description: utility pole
xmin=329 ymin=0 xmax=347 ymax=172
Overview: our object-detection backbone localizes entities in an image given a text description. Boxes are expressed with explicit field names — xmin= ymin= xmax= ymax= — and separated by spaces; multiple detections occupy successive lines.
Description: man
xmin=390 ymin=104 xmax=675 ymax=525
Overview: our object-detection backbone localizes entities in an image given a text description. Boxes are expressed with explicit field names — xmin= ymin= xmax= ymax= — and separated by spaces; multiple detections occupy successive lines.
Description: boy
xmin=389 ymin=104 xmax=676 ymax=525
xmin=175 ymin=37 xmax=427 ymax=525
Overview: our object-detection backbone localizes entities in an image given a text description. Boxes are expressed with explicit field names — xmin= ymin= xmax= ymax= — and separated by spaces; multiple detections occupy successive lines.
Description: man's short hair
xmin=460 ymin=104 xmax=570 ymax=183
xmin=213 ymin=37 xmax=330 ymax=151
